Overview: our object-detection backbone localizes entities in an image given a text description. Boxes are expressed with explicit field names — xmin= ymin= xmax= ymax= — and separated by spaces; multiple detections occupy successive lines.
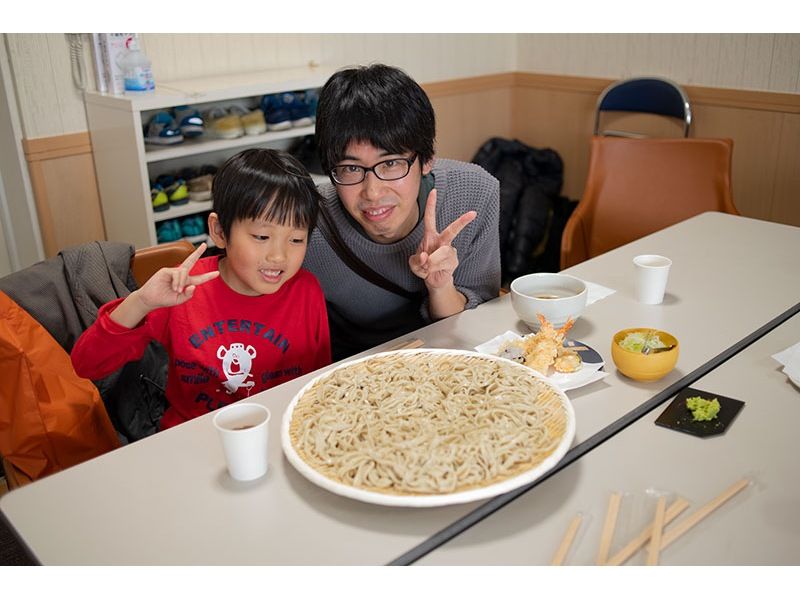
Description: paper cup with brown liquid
xmin=213 ymin=403 xmax=271 ymax=481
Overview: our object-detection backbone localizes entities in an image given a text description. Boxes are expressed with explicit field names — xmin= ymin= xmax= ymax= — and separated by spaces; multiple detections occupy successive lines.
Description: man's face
xmin=334 ymin=140 xmax=432 ymax=244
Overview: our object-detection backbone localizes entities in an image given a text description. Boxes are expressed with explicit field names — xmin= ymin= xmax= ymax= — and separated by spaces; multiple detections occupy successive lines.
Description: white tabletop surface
xmin=2 ymin=212 xmax=799 ymax=564
xmin=417 ymin=311 xmax=800 ymax=565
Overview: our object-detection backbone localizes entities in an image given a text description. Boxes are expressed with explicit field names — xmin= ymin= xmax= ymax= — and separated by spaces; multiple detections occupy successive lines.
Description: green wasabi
xmin=686 ymin=396 xmax=721 ymax=421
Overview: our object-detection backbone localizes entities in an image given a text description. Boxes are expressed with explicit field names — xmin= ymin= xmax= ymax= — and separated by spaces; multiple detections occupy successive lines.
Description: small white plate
xmin=475 ymin=331 xmax=609 ymax=392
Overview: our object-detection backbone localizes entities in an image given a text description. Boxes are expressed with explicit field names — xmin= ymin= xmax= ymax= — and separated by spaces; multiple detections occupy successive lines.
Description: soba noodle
xmin=289 ymin=351 xmax=568 ymax=496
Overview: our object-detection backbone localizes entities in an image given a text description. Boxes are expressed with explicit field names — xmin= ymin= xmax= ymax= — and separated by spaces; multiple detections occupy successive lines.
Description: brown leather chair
xmin=560 ymin=136 xmax=738 ymax=270
xmin=131 ymin=239 xmax=196 ymax=287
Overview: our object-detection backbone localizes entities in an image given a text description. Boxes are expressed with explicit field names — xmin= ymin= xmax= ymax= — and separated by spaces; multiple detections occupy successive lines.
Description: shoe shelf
xmin=85 ymin=64 xmax=333 ymax=249
xmin=153 ymin=200 xmax=213 ymax=223
xmin=144 ymin=124 xmax=316 ymax=163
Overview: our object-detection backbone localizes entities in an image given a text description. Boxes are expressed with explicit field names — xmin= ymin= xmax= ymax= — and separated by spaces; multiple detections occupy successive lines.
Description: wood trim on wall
xmin=22 ymin=131 xmax=105 ymax=257
xmin=513 ymin=72 xmax=800 ymax=113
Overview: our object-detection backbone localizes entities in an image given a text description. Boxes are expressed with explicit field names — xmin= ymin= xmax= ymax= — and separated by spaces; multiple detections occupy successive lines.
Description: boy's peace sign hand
xmin=408 ymin=189 xmax=477 ymax=290
xmin=137 ymin=243 xmax=220 ymax=310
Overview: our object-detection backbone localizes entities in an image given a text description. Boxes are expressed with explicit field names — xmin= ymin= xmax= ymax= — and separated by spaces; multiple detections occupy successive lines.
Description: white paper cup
xmin=213 ymin=403 xmax=271 ymax=481
xmin=633 ymin=254 xmax=672 ymax=304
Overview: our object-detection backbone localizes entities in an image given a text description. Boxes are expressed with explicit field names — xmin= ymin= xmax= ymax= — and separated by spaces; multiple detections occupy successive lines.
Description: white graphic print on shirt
xmin=217 ymin=343 xmax=257 ymax=394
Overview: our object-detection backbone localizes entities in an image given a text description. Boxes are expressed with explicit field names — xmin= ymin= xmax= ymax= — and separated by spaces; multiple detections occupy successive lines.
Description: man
xmin=304 ymin=64 xmax=501 ymax=361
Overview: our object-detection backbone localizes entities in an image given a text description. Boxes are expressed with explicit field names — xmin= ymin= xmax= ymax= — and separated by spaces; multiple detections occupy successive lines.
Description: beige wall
xmin=518 ymin=33 xmax=800 ymax=93
xmin=6 ymin=33 xmax=800 ymax=140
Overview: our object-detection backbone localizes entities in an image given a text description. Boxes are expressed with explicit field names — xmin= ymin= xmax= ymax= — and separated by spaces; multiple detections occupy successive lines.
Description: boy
xmin=72 ymin=149 xmax=331 ymax=430
xmin=303 ymin=64 xmax=501 ymax=361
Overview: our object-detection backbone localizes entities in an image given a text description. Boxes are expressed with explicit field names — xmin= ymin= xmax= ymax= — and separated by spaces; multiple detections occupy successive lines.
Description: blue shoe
xmin=173 ymin=105 xmax=204 ymax=138
xmin=260 ymin=93 xmax=292 ymax=131
xmin=145 ymin=112 xmax=184 ymax=145
xmin=302 ymin=88 xmax=319 ymax=123
xmin=287 ymin=92 xmax=313 ymax=127
xmin=180 ymin=215 xmax=205 ymax=237
xmin=156 ymin=219 xmax=182 ymax=243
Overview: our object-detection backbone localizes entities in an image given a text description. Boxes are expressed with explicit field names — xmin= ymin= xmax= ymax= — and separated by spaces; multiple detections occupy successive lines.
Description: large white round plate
xmin=281 ymin=348 xmax=575 ymax=507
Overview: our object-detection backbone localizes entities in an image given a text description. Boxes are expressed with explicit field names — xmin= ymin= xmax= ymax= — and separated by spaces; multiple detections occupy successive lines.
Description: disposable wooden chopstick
xmin=606 ymin=497 xmax=689 ymax=566
xmin=551 ymin=513 xmax=583 ymax=566
xmin=646 ymin=496 xmax=667 ymax=566
xmin=660 ymin=478 xmax=750 ymax=551
xmin=596 ymin=492 xmax=622 ymax=565
xmin=388 ymin=338 xmax=425 ymax=351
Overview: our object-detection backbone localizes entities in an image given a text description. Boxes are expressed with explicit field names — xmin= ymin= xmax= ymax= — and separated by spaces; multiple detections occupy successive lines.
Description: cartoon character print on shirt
xmin=217 ymin=343 xmax=257 ymax=395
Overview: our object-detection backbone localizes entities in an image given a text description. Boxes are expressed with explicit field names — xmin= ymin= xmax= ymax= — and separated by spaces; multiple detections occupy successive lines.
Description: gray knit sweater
xmin=303 ymin=158 xmax=501 ymax=359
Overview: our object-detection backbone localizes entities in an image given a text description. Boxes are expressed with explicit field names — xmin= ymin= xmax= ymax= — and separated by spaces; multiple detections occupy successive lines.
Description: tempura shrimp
xmin=521 ymin=314 xmax=576 ymax=374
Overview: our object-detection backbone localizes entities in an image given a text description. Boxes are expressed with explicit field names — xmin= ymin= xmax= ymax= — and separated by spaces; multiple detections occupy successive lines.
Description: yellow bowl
xmin=611 ymin=328 xmax=679 ymax=382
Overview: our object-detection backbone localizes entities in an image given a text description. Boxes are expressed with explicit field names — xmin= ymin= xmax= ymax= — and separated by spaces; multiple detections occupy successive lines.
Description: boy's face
xmin=208 ymin=213 xmax=308 ymax=296
xmin=334 ymin=140 xmax=433 ymax=244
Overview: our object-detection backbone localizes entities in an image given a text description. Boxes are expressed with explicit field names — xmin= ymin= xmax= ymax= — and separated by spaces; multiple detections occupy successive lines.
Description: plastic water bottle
xmin=118 ymin=37 xmax=155 ymax=94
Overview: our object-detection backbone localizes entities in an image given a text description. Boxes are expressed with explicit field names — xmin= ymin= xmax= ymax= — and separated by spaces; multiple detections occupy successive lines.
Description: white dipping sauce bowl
xmin=510 ymin=273 xmax=588 ymax=331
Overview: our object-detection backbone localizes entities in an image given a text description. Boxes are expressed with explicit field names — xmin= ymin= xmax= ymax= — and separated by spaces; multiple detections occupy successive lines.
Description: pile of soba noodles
xmin=288 ymin=351 xmax=569 ymax=496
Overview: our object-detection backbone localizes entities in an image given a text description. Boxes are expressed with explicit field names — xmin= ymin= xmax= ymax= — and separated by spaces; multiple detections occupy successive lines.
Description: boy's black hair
xmin=212 ymin=148 xmax=321 ymax=240
xmin=315 ymin=64 xmax=436 ymax=173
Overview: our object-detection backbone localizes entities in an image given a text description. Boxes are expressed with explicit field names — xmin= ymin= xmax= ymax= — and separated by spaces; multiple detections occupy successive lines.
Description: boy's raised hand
xmin=409 ymin=189 xmax=477 ymax=289
xmin=137 ymin=242 xmax=220 ymax=309
xmin=111 ymin=243 xmax=220 ymax=329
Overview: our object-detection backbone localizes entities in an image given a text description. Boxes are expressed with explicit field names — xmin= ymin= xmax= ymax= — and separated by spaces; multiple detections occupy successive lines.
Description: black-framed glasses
xmin=330 ymin=154 xmax=418 ymax=186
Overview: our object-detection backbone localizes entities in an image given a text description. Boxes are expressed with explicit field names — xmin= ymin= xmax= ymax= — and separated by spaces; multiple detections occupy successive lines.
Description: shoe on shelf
xmin=204 ymin=107 xmax=244 ymax=139
xmin=144 ymin=112 xmax=184 ymax=146
xmin=188 ymin=173 xmax=213 ymax=202
xmin=286 ymin=92 xmax=313 ymax=127
xmin=151 ymin=186 xmax=169 ymax=212
xmin=301 ymin=88 xmax=319 ymax=123
xmin=260 ymin=93 xmax=292 ymax=131
xmin=178 ymin=166 xmax=215 ymax=202
xmin=155 ymin=174 xmax=190 ymax=206
xmin=242 ymin=109 xmax=267 ymax=136
xmin=156 ymin=219 xmax=183 ymax=243
xmin=180 ymin=215 xmax=206 ymax=237
xmin=173 ymin=105 xmax=204 ymax=138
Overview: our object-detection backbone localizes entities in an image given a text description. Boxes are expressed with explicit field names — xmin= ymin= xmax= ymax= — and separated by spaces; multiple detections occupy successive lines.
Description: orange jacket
xmin=0 ymin=291 xmax=120 ymax=484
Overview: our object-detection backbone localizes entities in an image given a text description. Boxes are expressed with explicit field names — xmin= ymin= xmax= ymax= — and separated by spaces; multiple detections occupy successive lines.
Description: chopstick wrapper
xmin=582 ymin=279 xmax=616 ymax=306
xmin=772 ymin=341 xmax=800 ymax=384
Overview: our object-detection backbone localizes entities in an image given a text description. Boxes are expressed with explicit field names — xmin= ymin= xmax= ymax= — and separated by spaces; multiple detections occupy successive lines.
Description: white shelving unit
xmin=85 ymin=65 xmax=334 ymax=248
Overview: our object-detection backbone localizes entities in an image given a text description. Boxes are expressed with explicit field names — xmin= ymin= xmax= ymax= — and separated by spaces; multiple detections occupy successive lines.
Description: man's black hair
xmin=212 ymin=148 xmax=321 ymax=240
xmin=315 ymin=64 xmax=436 ymax=173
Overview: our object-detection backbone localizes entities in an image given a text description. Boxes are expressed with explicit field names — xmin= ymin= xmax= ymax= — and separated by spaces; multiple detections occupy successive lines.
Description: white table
xmin=2 ymin=212 xmax=798 ymax=564
xmin=416 ymin=312 xmax=800 ymax=565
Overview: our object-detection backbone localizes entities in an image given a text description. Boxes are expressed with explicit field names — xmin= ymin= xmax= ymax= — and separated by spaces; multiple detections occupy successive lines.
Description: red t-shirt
xmin=71 ymin=256 xmax=331 ymax=429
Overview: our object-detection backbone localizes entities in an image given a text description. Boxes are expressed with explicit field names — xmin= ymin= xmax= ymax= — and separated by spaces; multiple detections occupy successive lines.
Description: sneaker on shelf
xmin=188 ymin=173 xmax=213 ymax=202
xmin=286 ymin=92 xmax=313 ymax=127
xmin=302 ymin=88 xmax=319 ymax=123
xmin=156 ymin=174 xmax=190 ymax=206
xmin=289 ymin=135 xmax=325 ymax=176
xmin=235 ymin=106 xmax=267 ymax=136
xmin=180 ymin=215 xmax=206 ymax=237
xmin=156 ymin=219 xmax=183 ymax=243
xmin=178 ymin=166 xmax=215 ymax=202
xmin=173 ymin=105 xmax=204 ymax=138
xmin=151 ymin=186 xmax=169 ymax=212
xmin=204 ymin=107 xmax=244 ymax=139
xmin=260 ymin=93 xmax=292 ymax=131
xmin=144 ymin=112 xmax=184 ymax=146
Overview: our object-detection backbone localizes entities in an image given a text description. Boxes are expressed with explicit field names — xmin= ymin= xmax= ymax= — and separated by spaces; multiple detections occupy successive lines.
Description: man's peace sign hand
xmin=408 ymin=189 xmax=477 ymax=290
